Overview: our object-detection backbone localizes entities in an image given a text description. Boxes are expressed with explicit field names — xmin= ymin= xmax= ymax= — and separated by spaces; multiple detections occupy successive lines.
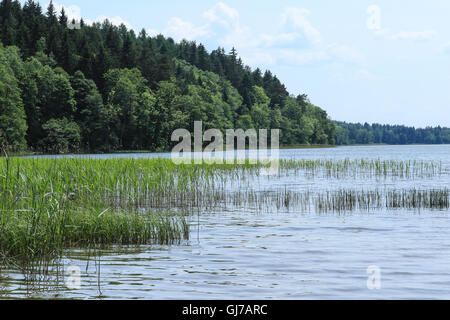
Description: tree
xmin=20 ymin=55 xmax=75 ymax=148
xmin=250 ymin=86 xmax=271 ymax=129
xmin=70 ymin=71 xmax=111 ymax=151
xmin=0 ymin=0 xmax=354 ymax=152
xmin=41 ymin=118 xmax=81 ymax=153
xmin=104 ymin=68 xmax=155 ymax=150
xmin=0 ymin=44 xmax=27 ymax=150
xmin=121 ymin=33 xmax=137 ymax=69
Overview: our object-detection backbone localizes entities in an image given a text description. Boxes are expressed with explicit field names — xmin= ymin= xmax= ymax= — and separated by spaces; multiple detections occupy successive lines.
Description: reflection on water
xmin=2 ymin=145 xmax=450 ymax=299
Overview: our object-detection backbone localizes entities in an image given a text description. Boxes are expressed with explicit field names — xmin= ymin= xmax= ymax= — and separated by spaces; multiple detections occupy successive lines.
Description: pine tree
xmin=59 ymin=7 xmax=67 ymax=26
xmin=121 ymin=33 xmax=137 ymax=68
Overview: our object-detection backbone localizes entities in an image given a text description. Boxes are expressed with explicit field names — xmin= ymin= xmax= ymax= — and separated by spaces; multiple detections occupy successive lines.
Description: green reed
xmin=279 ymin=158 xmax=443 ymax=179
xmin=0 ymin=157 xmax=194 ymax=265
xmin=0 ymin=156 xmax=447 ymax=264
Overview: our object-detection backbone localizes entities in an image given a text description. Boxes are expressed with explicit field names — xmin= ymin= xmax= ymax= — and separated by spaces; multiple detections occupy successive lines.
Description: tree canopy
xmin=0 ymin=0 xmax=447 ymax=153
xmin=335 ymin=122 xmax=450 ymax=145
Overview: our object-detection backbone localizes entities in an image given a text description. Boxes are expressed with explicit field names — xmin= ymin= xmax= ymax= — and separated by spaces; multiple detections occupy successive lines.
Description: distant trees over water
xmin=335 ymin=122 xmax=450 ymax=145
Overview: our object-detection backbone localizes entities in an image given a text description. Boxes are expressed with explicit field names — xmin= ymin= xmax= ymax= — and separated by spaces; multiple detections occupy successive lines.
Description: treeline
xmin=0 ymin=0 xmax=335 ymax=153
xmin=335 ymin=122 xmax=450 ymax=145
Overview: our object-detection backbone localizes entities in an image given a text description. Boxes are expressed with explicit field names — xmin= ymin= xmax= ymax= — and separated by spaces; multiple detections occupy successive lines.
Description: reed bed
xmin=0 ymin=156 xmax=447 ymax=264
xmin=181 ymin=188 xmax=449 ymax=213
xmin=0 ymin=157 xmax=192 ymax=265
xmin=279 ymin=158 xmax=444 ymax=179
xmin=314 ymin=188 xmax=449 ymax=213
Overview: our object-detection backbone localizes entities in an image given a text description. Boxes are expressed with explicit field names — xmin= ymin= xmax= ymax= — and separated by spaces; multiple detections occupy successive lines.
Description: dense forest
xmin=0 ymin=0 xmax=336 ymax=153
xmin=0 ymin=1 xmax=448 ymax=154
xmin=335 ymin=122 xmax=450 ymax=145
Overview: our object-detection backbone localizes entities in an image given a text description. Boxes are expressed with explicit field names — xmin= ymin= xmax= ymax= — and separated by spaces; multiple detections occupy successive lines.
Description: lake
xmin=1 ymin=145 xmax=450 ymax=299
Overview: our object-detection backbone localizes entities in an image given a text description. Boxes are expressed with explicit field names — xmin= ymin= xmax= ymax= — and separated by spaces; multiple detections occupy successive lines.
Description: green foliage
xmin=40 ymin=118 xmax=81 ymax=153
xmin=104 ymin=68 xmax=157 ymax=150
xmin=0 ymin=44 xmax=27 ymax=150
xmin=335 ymin=122 xmax=450 ymax=145
xmin=1 ymin=0 xmax=448 ymax=153
xmin=70 ymin=70 xmax=110 ymax=151
xmin=0 ymin=0 xmax=338 ymax=153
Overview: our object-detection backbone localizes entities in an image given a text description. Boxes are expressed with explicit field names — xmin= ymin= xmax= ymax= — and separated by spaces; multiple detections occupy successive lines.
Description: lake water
xmin=1 ymin=145 xmax=450 ymax=299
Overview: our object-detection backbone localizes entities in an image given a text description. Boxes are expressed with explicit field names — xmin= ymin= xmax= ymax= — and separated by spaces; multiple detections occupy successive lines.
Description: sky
xmin=22 ymin=0 xmax=450 ymax=127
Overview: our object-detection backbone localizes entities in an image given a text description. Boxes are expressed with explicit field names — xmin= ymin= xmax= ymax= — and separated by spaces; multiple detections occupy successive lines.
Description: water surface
xmin=2 ymin=145 xmax=450 ymax=299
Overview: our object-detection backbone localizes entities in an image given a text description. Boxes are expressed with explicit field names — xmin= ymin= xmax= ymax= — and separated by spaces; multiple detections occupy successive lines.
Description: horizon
xmin=17 ymin=0 xmax=450 ymax=128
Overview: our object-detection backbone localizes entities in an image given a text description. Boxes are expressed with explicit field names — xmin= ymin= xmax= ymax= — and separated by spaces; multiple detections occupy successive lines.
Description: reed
xmin=0 ymin=156 xmax=447 ymax=264
xmin=0 ymin=157 xmax=192 ymax=265
xmin=279 ymin=158 xmax=443 ymax=179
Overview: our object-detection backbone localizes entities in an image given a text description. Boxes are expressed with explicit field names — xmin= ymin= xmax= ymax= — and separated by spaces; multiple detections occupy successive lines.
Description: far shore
xmin=4 ymin=143 xmax=450 ymax=158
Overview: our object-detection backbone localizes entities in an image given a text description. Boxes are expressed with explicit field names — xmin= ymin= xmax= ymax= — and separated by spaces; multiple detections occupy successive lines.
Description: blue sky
xmin=25 ymin=0 xmax=450 ymax=127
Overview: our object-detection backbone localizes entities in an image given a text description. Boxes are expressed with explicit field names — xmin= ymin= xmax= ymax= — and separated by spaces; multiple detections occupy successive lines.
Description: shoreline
xmin=3 ymin=143 xmax=450 ymax=158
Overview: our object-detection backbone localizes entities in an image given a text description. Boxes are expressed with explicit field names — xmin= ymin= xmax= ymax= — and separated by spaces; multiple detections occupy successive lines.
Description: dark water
xmin=2 ymin=145 xmax=450 ymax=299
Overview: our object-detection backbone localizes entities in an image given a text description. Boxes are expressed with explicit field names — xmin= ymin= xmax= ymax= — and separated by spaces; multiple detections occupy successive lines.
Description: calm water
xmin=2 ymin=145 xmax=450 ymax=299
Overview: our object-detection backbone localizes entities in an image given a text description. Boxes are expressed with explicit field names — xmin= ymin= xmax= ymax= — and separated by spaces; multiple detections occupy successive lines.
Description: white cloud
xmin=390 ymin=30 xmax=436 ymax=41
xmin=131 ymin=2 xmax=364 ymax=68
xmin=164 ymin=17 xmax=210 ymax=41
xmin=203 ymin=2 xmax=240 ymax=28
xmin=49 ymin=1 xmax=133 ymax=30
xmin=52 ymin=3 xmax=82 ymax=21
xmin=92 ymin=15 xmax=133 ymax=30
xmin=281 ymin=8 xmax=321 ymax=45
xmin=146 ymin=28 xmax=159 ymax=37
xmin=219 ymin=24 xmax=256 ymax=49
xmin=365 ymin=7 xmax=436 ymax=43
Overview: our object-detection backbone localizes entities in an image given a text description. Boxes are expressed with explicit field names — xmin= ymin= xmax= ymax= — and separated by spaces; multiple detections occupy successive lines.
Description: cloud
xmin=203 ymin=2 xmax=240 ymax=28
xmin=365 ymin=6 xmax=435 ymax=42
xmin=49 ymin=1 xmax=133 ymax=29
xmin=390 ymin=30 xmax=436 ymax=41
xmin=52 ymin=3 xmax=82 ymax=21
xmin=164 ymin=17 xmax=210 ymax=41
xmin=139 ymin=3 xmax=364 ymax=68
xmin=91 ymin=15 xmax=133 ymax=30
xmin=146 ymin=28 xmax=159 ymax=37
xmin=281 ymin=8 xmax=321 ymax=45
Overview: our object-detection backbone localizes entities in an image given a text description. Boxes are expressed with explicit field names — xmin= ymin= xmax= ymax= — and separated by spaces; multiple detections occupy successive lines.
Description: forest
xmin=0 ymin=0 xmax=336 ymax=153
xmin=335 ymin=122 xmax=450 ymax=145
xmin=0 ymin=0 xmax=448 ymax=154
